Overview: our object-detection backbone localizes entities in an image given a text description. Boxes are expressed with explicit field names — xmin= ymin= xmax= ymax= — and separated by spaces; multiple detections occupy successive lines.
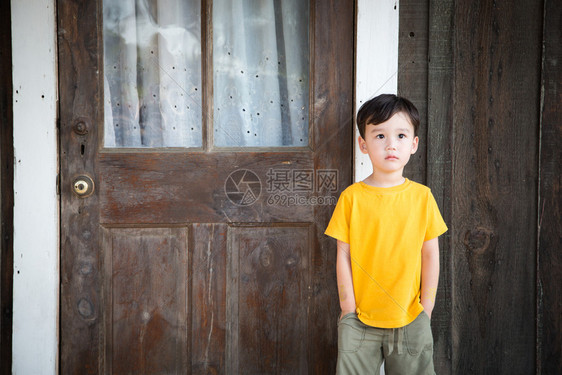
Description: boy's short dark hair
xmin=356 ymin=94 xmax=420 ymax=139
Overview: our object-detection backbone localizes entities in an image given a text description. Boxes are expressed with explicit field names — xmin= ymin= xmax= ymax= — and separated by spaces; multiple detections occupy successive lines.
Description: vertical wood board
xmin=426 ymin=0 xmax=455 ymax=373
xmin=398 ymin=2 xmax=455 ymax=373
xmin=227 ymin=225 xmax=311 ymax=374
xmin=11 ymin=0 xmax=59 ymax=373
xmin=102 ymin=227 xmax=189 ymax=374
xmin=58 ymin=0 xmax=102 ymax=372
xmin=451 ymin=1 xmax=541 ymax=373
xmin=537 ymin=0 xmax=562 ymax=373
xmin=191 ymin=223 xmax=227 ymax=374
xmin=355 ymin=0 xmax=399 ymax=182
xmin=311 ymin=0 xmax=354 ymax=373
xmin=398 ymin=0 xmax=428 ymax=184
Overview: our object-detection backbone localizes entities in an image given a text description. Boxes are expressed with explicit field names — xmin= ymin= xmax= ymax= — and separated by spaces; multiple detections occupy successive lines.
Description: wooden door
xmin=58 ymin=1 xmax=353 ymax=374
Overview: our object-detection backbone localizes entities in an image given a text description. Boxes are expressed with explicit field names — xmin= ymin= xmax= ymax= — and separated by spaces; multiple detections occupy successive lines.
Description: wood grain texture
xmin=452 ymin=0 xmax=541 ymax=373
xmin=191 ymin=223 xmax=227 ymax=374
xmin=58 ymin=0 xmax=354 ymax=373
xmin=0 ymin=0 xmax=13 ymax=372
xmin=537 ymin=0 xmax=562 ymax=373
xmin=399 ymin=2 xmax=455 ymax=373
xmin=102 ymin=227 xmax=189 ymax=374
xmin=228 ymin=225 xmax=311 ymax=374
xmin=99 ymin=151 xmax=316 ymax=224
xmin=426 ymin=1 xmax=454 ymax=373
xmin=398 ymin=0 xmax=429 ymax=184
xmin=311 ymin=0 xmax=354 ymax=373
xmin=58 ymin=0 xmax=103 ymax=372
xmin=399 ymin=5 xmax=455 ymax=373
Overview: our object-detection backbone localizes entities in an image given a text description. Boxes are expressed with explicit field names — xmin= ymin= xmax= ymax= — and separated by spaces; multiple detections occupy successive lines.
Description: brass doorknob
xmin=72 ymin=175 xmax=94 ymax=197
xmin=74 ymin=180 xmax=89 ymax=194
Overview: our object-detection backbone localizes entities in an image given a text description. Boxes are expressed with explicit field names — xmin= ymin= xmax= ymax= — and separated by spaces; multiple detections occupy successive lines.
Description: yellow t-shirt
xmin=325 ymin=178 xmax=447 ymax=328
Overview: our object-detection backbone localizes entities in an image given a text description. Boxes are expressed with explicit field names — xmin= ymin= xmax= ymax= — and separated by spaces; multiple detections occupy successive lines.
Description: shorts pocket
xmin=404 ymin=311 xmax=434 ymax=356
xmin=337 ymin=314 xmax=365 ymax=353
xmin=338 ymin=312 xmax=356 ymax=323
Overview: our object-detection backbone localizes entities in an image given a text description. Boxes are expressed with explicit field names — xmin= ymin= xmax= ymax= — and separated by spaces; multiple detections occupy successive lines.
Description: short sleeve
xmin=424 ymin=190 xmax=448 ymax=241
xmin=324 ymin=189 xmax=351 ymax=244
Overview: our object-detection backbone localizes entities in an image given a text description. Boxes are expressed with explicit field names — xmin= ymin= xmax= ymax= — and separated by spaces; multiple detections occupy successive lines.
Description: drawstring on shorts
xmin=387 ymin=326 xmax=404 ymax=355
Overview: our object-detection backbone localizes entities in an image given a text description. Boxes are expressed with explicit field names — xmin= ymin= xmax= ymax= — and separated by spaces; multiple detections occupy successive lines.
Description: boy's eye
xmin=398 ymin=134 xmax=406 ymax=139
xmin=375 ymin=134 xmax=384 ymax=139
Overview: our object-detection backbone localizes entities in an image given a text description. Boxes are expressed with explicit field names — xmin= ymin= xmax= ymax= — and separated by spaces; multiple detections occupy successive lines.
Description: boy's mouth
xmin=385 ymin=155 xmax=399 ymax=160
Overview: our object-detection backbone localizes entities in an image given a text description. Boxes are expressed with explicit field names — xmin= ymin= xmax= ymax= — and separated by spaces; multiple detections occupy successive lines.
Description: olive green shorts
xmin=336 ymin=311 xmax=435 ymax=375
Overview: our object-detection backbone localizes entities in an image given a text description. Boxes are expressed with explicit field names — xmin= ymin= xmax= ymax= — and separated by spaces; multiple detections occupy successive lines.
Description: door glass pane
xmin=103 ymin=0 xmax=202 ymax=148
xmin=213 ymin=0 xmax=310 ymax=147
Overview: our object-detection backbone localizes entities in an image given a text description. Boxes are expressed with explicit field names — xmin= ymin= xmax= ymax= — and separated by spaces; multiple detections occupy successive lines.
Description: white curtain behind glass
xmin=103 ymin=0 xmax=308 ymax=148
xmin=104 ymin=0 xmax=202 ymax=148
xmin=213 ymin=0 xmax=309 ymax=147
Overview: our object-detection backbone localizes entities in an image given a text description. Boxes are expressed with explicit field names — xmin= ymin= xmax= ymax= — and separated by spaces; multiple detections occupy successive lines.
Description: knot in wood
xmin=259 ymin=247 xmax=273 ymax=268
xmin=78 ymin=261 xmax=93 ymax=275
xmin=77 ymin=298 xmax=94 ymax=320
xmin=286 ymin=255 xmax=298 ymax=267
xmin=464 ymin=227 xmax=493 ymax=254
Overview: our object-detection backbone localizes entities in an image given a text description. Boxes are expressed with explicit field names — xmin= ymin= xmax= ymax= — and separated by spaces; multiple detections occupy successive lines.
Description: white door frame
xmin=11 ymin=0 xmax=59 ymax=373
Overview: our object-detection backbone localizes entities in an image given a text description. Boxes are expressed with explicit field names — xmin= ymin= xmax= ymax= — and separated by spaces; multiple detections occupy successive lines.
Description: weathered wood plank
xmin=537 ymin=0 xmax=562 ymax=373
xmin=452 ymin=1 xmax=541 ymax=373
xmin=399 ymin=2 xmax=455 ymax=373
xmin=227 ymin=225 xmax=311 ymax=374
xmin=426 ymin=0 xmax=455 ymax=373
xmin=398 ymin=0 xmax=429 ymax=184
xmin=311 ymin=0 xmax=354 ymax=373
xmin=58 ymin=0 xmax=102 ymax=372
xmin=102 ymin=227 xmax=189 ymax=374
xmin=191 ymin=223 xmax=227 ymax=374
xmin=99 ymin=152 xmax=316 ymax=224
xmin=0 ymin=0 xmax=13 ymax=371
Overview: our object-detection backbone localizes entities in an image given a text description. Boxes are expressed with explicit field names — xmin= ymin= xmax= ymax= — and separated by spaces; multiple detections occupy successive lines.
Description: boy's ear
xmin=411 ymin=136 xmax=419 ymax=154
xmin=358 ymin=136 xmax=368 ymax=154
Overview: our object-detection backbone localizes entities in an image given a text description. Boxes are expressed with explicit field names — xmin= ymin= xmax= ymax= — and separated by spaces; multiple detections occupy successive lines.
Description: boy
xmin=325 ymin=94 xmax=447 ymax=374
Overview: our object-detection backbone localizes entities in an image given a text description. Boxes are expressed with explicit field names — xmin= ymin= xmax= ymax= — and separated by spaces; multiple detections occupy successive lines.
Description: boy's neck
xmin=362 ymin=172 xmax=406 ymax=188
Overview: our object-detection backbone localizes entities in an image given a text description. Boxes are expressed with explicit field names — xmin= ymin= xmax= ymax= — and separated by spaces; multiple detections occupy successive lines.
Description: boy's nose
xmin=386 ymin=143 xmax=396 ymax=150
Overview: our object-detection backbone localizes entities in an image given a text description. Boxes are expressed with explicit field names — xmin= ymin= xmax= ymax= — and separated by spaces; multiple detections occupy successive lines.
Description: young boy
xmin=325 ymin=94 xmax=447 ymax=375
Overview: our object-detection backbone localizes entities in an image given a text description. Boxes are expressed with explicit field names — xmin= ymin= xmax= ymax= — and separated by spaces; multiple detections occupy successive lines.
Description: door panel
xmin=58 ymin=0 xmax=354 ymax=373
xmin=227 ymin=225 xmax=310 ymax=374
xmin=191 ymin=223 xmax=227 ymax=373
xmin=99 ymin=152 xmax=316 ymax=223
xmin=102 ymin=227 xmax=189 ymax=374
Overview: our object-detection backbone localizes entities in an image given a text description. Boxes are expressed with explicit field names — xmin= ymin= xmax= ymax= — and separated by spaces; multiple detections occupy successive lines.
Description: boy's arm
xmin=336 ymin=240 xmax=356 ymax=320
xmin=420 ymin=237 xmax=440 ymax=319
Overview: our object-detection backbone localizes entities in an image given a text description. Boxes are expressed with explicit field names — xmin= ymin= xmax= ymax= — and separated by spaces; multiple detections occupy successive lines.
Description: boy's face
xmin=358 ymin=112 xmax=419 ymax=177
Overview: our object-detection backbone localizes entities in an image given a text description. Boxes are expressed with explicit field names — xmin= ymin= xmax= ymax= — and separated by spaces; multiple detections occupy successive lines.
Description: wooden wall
xmin=0 ymin=0 xmax=13 ymax=373
xmin=399 ymin=0 xmax=561 ymax=374
xmin=537 ymin=0 xmax=562 ymax=372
